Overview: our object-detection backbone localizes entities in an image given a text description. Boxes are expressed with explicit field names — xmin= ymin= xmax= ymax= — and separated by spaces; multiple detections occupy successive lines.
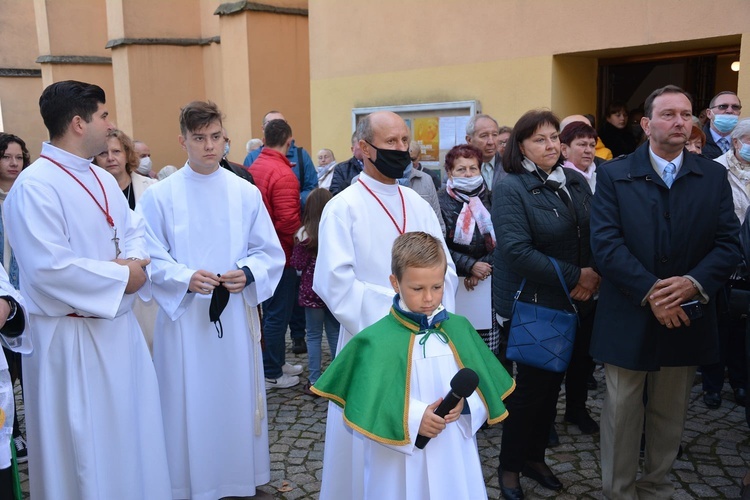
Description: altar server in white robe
xmin=313 ymin=111 xmax=458 ymax=500
xmin=137 ymin=101 xmax=285 ymax=500
xmin=4 ymin=80 xmax=172 ymax=499
xmin=0 ymin=265 xmax=31 ymax=496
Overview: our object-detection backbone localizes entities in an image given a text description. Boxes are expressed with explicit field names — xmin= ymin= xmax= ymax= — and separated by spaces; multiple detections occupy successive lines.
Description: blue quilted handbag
xmin=506 ymin=257 xmax=578 ymax=373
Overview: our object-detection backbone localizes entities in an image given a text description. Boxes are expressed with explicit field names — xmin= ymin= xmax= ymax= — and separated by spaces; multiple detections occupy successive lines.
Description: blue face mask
xmin=223 ymin=142 xmax=230 ymax=158
xmin=713 ymin=114 xmax=739 ymax=134
xmin=739 ymin=143 xmax=750 ymax=163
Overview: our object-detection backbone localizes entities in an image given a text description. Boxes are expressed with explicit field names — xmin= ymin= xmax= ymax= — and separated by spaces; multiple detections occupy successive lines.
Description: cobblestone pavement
xmin=15 ymin=343 xmax=750 ymax=499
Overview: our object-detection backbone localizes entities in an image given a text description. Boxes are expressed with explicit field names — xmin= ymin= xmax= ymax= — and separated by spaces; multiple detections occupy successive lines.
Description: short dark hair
xmin=264 ymin=119 xmax=292 ymax=148
xmin=503 ymin=110 xmax=560 ymax=174
xmin=604 ymin=102 xmax=628 ymax=118
xmin=391 ymin=231 xmax=446 ymax=281
xmin=560 ymin=121 xmax=597 ymax=146
xmin=444 ymin=144 xmax=482 ymax=174
xmin=39 ymin=80 xmax=106 ymax=140
xmin=0 ymin=133 xmax=30 ymax=168
xmin=643 ymin=85 xmax=693 ymax=119
xmin=179 ymin=101 xmax=223 ymax=136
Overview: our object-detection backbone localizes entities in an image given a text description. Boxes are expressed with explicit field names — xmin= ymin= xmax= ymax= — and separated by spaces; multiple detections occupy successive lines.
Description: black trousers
xmin=702 ymin=286 xmax=747 ymax=392
xmin=565 ymin=302 xmax=596 ymax=412
xmin=500 ymin=362 xmax=565 ymax=472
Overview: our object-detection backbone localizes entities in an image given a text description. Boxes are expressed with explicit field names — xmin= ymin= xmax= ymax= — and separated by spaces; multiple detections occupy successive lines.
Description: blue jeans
xmin=262 ymin=267 xmax=298 ymax=379
xmin=305 ymin=306 xmax=340 ymax=383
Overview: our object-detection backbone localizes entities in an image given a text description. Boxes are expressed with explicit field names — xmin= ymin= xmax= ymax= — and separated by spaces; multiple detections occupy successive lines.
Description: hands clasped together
xmin=189 ymin=269 xmax=247 ymax=295
xmin=570 ymin=267 xmax=600 ymax=301
xmin=648 ymin=276 xmax=696 ymax=329
xmin=464 ymin=262 xmax=492 ymax=291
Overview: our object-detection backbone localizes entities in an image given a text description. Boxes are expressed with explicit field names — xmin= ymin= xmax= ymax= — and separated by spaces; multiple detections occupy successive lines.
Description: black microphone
xmin=415 ymin=367 xmax=479 ymax=449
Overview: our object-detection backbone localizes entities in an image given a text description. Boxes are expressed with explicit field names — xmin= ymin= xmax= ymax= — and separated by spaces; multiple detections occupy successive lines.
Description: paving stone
xmin=13 ymin=340 xmax=750 ymax=499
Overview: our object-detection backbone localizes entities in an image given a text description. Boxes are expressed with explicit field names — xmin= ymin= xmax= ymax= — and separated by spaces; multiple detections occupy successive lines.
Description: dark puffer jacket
xmin=438 ymin=188 xmax=493 ymax=277
xmin=492 ymin=166 xmax=594 ymax=318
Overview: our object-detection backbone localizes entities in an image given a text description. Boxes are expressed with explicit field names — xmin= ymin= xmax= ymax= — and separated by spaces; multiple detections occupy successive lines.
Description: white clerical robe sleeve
xmin=0 ymin=265 xmax=30 ymax=355
xmin=237 ymin=199 xmax=284 ymax=307
xmin=5 ymin=180 xmax=129 ymax=319
xmin=136 ymin=194 xmax=196 ymax=321
xmin=313 ymin=208 xmax=395 ymax=335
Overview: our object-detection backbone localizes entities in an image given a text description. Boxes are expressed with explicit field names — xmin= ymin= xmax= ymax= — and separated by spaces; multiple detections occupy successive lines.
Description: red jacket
xmin=249 ymin=148 xmax=301 ymax=263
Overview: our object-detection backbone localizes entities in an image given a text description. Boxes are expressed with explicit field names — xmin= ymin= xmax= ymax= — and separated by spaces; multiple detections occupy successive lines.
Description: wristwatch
xmin=0 ymin=296 xmax=16 ymax=321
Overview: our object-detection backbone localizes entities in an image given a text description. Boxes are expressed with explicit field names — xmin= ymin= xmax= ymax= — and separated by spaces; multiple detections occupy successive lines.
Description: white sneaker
xmin=282 ymin=362 xmax=303 ymax=376
xmin=265 ymin=373 xmax=300 ymax=390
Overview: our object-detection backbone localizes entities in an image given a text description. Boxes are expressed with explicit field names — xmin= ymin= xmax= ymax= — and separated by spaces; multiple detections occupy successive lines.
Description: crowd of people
xmin=0 ymin=80 xmax=747 ymax=500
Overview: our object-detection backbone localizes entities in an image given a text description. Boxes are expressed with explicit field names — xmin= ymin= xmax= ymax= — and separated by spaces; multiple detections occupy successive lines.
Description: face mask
xmin=209 ymin=281 xmax=230 ymax=339
xmin=136 ymin=156 xmax=152 ymax=175
xmin=739 ymin=143 xmax=750 ymax=163
xmin=713 ymin=114 xmax=738 ymax=134
xmin=449 ymin=175 xmax=484 ymax=192
xmin=365 ymin=141 xmax=411 ymax=179
xmin=223 ymin=142 xmax=230 ymax=158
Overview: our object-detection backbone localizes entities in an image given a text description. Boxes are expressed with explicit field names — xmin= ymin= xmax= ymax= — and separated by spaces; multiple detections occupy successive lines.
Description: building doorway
xmin=598 ymin=46 xmax=740 ymax=121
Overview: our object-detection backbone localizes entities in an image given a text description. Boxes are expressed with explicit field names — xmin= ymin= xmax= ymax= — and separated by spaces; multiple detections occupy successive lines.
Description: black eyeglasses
xmin=711 ymin=104 xmax=742 ymax=112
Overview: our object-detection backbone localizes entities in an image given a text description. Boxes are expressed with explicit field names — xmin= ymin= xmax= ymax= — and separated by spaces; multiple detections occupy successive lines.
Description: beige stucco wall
xmin=0 ymin=0 xmax=310 ymax=168
xmin=309 ymin=0 xmax=750 ymax=159
xmin=0 ymin=0 xmax=45 ymax=155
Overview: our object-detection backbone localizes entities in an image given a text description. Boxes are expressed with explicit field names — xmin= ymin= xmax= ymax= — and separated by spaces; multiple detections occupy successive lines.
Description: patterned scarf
xmin=446 ymin=179 xmax=496 ymax=249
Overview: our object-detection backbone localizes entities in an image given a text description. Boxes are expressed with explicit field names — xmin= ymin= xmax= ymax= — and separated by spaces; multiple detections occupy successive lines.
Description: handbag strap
xmin=514 ymin=256 xmax=578 ymax=312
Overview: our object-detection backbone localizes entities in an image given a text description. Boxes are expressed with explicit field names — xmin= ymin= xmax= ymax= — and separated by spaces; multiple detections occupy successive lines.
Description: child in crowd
xmin=290 ymin=188 xmax=340 ymax=395
xmin=312 ymin=231 xmax=515 ymax=499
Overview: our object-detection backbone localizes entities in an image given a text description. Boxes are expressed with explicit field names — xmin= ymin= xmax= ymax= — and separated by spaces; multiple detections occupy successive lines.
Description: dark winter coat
xmin=438 ymin=188 xmax=493 ymax=277
xmin=329 ymin=156 xmax=363 ymax=196
xmin=589 ymin=143 xmax=741 ymax=370
xmin=492 ymin=166 xmax=594 ymax=318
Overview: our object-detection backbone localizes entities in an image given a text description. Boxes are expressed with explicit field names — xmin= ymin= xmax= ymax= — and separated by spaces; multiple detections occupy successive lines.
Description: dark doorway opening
xmin=598 ymin=46 xmax=740 ymax=120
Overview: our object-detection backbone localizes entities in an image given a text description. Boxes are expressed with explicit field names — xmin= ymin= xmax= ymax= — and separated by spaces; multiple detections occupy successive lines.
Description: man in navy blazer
xmin=590 ymin=85 xmax=741 ymax=499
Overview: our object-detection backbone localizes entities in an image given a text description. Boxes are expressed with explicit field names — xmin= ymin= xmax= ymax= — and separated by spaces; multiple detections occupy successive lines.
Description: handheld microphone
xmin=415 ymin=367 xmax=479 ymax=449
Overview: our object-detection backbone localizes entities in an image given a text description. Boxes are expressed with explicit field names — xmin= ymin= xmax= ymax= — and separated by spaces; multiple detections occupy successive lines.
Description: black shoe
xmin=703 ymin=391 xmax=722 ymax=409
xmin=734 ymin=388 xmax=747 ymax=407
xmin=292 ymin=338 xmax=307 ymax=354
xmin=522 ymin=464 xmax=563 ymax=491
xmin=547 ymin=425 xmax=560 ymax=448
xmin=498 ymin=467 xmax=524 ymax=500
xmin=564 ymin=410 xmax=600 ymax=434
xmin=586 ymin=373 xmax=598 ymax=391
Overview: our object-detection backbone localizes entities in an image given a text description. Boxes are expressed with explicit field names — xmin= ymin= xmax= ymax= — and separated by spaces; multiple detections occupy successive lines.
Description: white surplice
xmin=0 ymin=265 xmax=29 ymax=469
xmin=362 ymin=331 xmax=488 ymax=500
xmin=4 ymin=143 xmax=172 ymax=500
xmin=312 ymin=171 xmax=458 ymax=500
xmin=137 ymin=165 xmax=284 ymax=500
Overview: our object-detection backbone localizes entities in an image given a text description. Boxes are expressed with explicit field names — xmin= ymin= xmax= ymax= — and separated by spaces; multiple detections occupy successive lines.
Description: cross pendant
xmin=112 ymin=226 xmax=121 ymax=258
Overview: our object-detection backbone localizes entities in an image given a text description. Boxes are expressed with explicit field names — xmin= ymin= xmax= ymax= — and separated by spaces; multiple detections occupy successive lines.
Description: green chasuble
xmin=311 ymin=307 xmax=515 ymax=445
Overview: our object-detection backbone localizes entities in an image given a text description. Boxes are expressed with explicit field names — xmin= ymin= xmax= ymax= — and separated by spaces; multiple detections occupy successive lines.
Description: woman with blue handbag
xmin=492 ymin=110 xmax=600 ymax=500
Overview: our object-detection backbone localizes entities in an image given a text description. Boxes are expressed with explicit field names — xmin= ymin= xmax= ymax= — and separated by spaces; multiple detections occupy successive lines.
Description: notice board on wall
xmin=351 ymin=100 xmax=480 ymax=185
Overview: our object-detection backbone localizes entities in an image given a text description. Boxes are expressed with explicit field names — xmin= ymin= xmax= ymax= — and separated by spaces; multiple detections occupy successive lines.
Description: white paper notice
xmin=454 ymin=278 xmax=492 ymax=330
xmin=455 ymin=115 xmax=471 ymax=145
xmin=439 ymin=117 xmax=456 ymax=151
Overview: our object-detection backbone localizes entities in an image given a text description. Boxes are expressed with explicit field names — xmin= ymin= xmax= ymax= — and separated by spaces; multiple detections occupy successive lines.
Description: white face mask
xmin=223 ymin=142 xmax=230 ymax=158
xmin=449 ymin=174 xmax=484 ymax=192
xmin=136 ymin=156 xmax=152 ymax=175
